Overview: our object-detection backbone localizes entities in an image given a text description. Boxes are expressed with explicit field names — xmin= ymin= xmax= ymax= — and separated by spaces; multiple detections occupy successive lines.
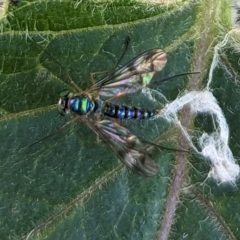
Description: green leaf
xmin=1 ymin=0 xmax=240 ymax=239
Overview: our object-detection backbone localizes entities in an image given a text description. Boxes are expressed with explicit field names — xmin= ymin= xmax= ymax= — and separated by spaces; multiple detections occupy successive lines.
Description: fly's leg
xmin=90 ymin=71 xmax=110 ymax=85
xmin=64 ymin=69 xmax=82 ymax=92
xmin=27 ymin=116 xmax=79 ymax=148
xmin=95 ymin=115 xmax=102 ymax=143
xmin=85 ymin=114 xmax=102 ymax=143
xmin=90 ymin=36 xmax=131 ymax=84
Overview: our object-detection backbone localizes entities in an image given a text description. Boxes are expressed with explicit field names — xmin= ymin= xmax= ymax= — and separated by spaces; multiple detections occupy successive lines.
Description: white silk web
xmin=153 ymin=32 xmax=240 ymax=184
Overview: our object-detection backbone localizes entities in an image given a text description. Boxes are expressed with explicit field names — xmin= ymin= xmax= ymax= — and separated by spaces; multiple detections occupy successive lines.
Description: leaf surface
xmin=0 ymin=0 xmax=240 ymax=239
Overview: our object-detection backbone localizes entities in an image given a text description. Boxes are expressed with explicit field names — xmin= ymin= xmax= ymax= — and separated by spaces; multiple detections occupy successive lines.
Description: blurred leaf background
xmin=0 ymin=0 xmax=240 ymax=239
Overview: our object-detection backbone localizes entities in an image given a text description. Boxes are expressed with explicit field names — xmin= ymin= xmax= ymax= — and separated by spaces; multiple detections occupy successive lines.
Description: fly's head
xmin=57 ymin=90 xmax=73 ymax=115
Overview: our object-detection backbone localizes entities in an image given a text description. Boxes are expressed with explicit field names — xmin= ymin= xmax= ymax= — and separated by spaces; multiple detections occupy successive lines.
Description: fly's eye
xmin=57 ymin=98 xmax=67 ymax=115
xmin=58 ymin=98 xmax=64 ymax=107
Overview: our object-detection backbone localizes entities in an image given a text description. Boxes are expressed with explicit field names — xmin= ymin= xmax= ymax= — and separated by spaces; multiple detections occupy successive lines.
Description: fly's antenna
xmin=147 ymin=72 xmax=200 ymax=88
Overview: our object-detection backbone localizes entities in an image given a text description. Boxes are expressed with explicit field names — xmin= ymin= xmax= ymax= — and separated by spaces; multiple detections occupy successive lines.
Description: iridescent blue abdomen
xmin=69 ymin=97 xmax=95 ymax=115
xmin=103 ymin=102 xmax=155 ymax=119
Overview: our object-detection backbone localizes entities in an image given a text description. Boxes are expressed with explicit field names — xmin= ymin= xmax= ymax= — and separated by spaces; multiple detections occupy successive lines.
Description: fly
xmin=30 ymin=37 xmax=198 ymax=177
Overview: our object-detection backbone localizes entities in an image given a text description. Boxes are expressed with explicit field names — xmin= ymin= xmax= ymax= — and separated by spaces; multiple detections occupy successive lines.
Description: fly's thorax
xmin=69 ymin=96 xmax=95 ymax=115
xmin=58 ymin=92 xmax=96 ymax=115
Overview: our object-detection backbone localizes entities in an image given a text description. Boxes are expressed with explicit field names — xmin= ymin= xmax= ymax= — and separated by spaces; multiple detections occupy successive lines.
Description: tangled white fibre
xmin=159 ymin=90 xmax=239 ymax=184
xmin=154 ymin=32 xmax=240 ymax=184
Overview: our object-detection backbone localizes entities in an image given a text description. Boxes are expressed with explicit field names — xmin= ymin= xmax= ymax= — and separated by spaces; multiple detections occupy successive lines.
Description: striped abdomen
xmin=103 ymin=102 xmax=155 ymax=119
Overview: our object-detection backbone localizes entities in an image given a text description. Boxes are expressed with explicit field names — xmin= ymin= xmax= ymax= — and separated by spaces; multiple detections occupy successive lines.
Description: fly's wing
xmin=85 ymin=119 xmax=158 ymax=177
xmin=89 ymin=49 xmax=167 ymax=100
